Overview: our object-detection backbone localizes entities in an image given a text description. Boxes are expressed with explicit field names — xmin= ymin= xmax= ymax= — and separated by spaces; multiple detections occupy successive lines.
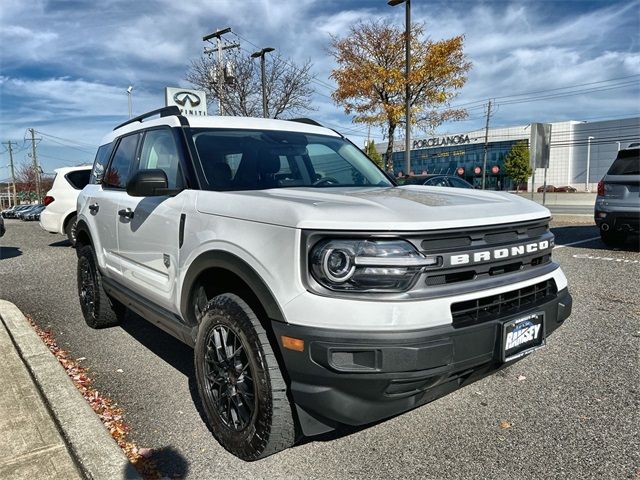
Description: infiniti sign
xmin=165 ymin=87 xmax=208 ymax=116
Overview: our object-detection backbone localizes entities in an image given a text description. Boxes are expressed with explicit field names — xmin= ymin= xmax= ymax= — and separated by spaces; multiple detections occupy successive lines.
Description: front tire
xmin=77 ymin=245 xmax=125 ymax=328
xmin=194 ymin=294 xmax=295 ymax=460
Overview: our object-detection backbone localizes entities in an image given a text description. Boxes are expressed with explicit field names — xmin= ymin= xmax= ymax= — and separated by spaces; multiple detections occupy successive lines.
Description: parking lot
xmin=0 ymin=219 xmax=638 ymax=480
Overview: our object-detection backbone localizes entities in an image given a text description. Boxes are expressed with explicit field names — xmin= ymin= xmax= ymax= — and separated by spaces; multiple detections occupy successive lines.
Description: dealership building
xmin=377 ymin=116 xmax=639 ymax=191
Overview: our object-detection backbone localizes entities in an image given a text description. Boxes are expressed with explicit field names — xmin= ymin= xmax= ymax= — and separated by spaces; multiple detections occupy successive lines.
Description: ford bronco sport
xmin=76 ymin=106 xmax=572 ymax=460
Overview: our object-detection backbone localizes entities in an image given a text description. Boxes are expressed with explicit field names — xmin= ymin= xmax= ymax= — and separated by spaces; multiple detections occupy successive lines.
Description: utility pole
xmin=481 ymin=99 xmax=492 ymax=190
xmin=203 ymin=27 xmax=239 ymax=116
xmin=251 ymin=47 xmax=275 ymax=118
xmin=29 ymin=129 xmax=42 ymax=203
xmin=2 ymin=141 xmax=18 ymax=206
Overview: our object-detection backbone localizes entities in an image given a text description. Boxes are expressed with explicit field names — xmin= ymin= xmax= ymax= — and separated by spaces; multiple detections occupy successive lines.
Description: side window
xmin=65 ymin=170 xmax=91 ymax=190
xmin=90 ymin=143 xmax=113 ymax=184
xmin=138 ymin=129 xmax=184 ymax=190
xmin=449 ymin=177 xmax=473 ymax=189
xmin=425 ymin=177 xmax=448 ymax=187
xmin=104 ymin=134 xmax=139 ymax=189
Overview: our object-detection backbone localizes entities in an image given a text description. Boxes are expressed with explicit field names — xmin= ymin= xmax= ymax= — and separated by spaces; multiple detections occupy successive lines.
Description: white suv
xmin=76 ymin=107 xmax=572 ymax=460
xmin=40 ymin=165 xmax=92 ymax=244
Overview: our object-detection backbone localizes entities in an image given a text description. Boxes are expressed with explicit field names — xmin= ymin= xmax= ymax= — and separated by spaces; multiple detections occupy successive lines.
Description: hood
xmin=196 ymin=185 xmax=550 ymax=231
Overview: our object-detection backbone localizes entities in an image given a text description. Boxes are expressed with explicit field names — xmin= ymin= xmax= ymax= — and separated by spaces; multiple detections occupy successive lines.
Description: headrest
xmin=259 ymin=153 xmax=281 ymax=175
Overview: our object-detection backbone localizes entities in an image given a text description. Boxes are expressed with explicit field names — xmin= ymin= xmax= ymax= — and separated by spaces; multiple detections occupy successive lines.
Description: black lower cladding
xmin=271 ymin=288 xmax=571 ymax=435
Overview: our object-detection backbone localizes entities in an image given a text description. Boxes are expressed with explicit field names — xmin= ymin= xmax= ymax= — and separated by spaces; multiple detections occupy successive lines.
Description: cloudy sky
xmin=1 ymin=0 xmax=639 ymax=176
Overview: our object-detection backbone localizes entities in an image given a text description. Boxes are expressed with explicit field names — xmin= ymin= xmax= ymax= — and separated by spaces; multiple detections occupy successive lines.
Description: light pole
xmin=388 ymin=0 xmax=411 ymax=175
xmin=126 ymin=86 xmax=133 ymax=118
xmin=585 ymin=136 xmax=594 ymax=192
xmin=251 ymin=47 xmax=275 ymax=118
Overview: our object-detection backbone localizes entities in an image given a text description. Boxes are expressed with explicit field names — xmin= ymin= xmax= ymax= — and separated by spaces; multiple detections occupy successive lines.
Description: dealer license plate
xmin=502 ymin=313 xmax=545 ymax=362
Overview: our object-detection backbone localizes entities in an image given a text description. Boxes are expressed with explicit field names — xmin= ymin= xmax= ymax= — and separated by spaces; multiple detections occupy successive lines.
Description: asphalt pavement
xmin=0 ymin=219 xmax=638 ymax=480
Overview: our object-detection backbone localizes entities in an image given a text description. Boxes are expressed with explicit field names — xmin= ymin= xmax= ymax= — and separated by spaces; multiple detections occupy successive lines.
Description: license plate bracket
xmin=502 ymin=312 xmax=545 ymax=362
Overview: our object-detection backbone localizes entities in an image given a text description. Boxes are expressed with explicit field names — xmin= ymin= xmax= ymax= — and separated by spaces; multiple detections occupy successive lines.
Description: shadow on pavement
xmin=49 ymin=239 xmax=72 ymax=247
xmin=0 ymin=246 xmax=22 ymax=260
xmin=551 ymin=225 xmax=640 ymax=252
xmin=148 ymin=446 xmax=190 ymax=479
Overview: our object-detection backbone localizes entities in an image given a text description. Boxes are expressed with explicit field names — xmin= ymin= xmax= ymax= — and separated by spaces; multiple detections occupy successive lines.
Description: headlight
xmin=310 ymin=239 xmax=439 ymax=292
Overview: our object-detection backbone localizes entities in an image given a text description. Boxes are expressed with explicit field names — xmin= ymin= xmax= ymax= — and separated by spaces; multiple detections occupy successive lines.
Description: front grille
xmin=450 ymin=279 xmax=557 ymax=327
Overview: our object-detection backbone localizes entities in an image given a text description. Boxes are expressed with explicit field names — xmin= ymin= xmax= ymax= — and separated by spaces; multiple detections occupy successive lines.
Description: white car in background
xmin=40 ymin=165 xmax=92 ymax=245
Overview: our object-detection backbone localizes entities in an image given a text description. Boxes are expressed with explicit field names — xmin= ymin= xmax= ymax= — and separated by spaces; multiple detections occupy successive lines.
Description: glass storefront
xmin=391 ymin=140 xmax=523 ymax=190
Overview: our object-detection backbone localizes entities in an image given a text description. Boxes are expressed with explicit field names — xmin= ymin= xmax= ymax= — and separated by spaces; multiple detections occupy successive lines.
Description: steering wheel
xmin=313 ymin=177 xmax=340 ymax=186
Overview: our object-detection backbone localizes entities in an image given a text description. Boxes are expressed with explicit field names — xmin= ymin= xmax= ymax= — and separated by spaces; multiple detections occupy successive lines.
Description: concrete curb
xmin=0 ymin=300 xmax=140 ymax=480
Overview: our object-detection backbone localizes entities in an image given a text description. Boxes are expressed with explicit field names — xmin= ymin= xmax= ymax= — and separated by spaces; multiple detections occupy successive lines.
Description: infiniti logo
xmin=173 ymin=91 xmax=201 ymax=107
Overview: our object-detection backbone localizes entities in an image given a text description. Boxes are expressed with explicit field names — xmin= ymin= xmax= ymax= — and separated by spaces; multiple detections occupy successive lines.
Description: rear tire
xmin=65 ymin=214 xmax=78 ymax=246
xmin=600 ymin=229 xmax=625 ymax=247
xmin=77 ymin=245 xmax=125 ymax=328
xmin=194 ymin=293 xmax=295 ymax=460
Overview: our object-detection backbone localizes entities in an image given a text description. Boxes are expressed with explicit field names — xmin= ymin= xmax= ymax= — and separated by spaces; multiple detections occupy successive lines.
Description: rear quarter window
xmin=90 ymin=143 xmax=114 ymax=184
xmin=607 ymin=150 xmax=640 ymax=175
xmin=65 ymin=170 xmax=91 ymax=189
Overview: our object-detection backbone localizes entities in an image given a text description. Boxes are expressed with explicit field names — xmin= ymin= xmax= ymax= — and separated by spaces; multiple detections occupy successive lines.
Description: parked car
xmin=537 ymin=185 xmax=556 ymax=193
xmin=595 ymin=145 xmax=640 ymax=246
xmin=39 ymin=165 xmax=92 ymax=245
xmin=76 ymin=106 xmax=571 ymax=460
xmin=16 ymin=204 xmax=43 ymax=220
xmin=399 ymin=174 xmax=474 ymax=188
xmin=2 ymin=204 xmax=32 ymax=218
xmin=23 ymin=205 xmax=46 ymax=221
xmin=555 ymin=185 xmax=577 ymax=193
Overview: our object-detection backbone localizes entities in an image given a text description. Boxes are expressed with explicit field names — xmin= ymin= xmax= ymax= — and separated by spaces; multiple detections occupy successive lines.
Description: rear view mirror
xmin=126 ymin=169 xmax=169 ymax=197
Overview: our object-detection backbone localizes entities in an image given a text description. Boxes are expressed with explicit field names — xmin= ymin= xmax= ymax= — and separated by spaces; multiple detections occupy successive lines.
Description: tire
xmin=65 ymin=214 xmax=78 ymax=246
xmin=600 ymin=229 xmax=625 ymax=247
xmin=194 ymin=294 xmax=295 ymax=460
xmin=77 ymin=245 xmax=125 ymax=328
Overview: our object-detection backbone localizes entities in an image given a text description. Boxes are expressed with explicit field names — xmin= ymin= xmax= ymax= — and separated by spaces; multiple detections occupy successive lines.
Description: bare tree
xmin=186 ymin=50 xmax=315 ymax=118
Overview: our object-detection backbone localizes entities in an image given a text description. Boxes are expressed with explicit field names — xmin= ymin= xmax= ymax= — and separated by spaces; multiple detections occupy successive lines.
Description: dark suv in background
xmin=595 ymin=145 xmax=640 ymax=246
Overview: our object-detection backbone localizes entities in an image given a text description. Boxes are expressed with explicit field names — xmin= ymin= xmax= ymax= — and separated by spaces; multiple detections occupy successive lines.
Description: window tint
xmin=138 ymin=129 xmax=184 ymax=189
xmin=449 ymin=177 xmax=473 ymax=189
xmin=90 ymin=143 xmax=113 ymax=184
xmin=104 ymin=134 xmax=139 ymax=189
xmin=424 ymin=176 xmax=448 ymax=187
xmin=65 ymin=170 xmax=91 ymax=190
xmin=191 ymin=128 xmax=391 ymax=191
xmin=607 ymin=149 xmax=640 ymax=175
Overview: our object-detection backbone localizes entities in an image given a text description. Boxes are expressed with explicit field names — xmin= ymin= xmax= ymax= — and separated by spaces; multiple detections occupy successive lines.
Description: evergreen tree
xmin=503 ymin=141 xmax=532 ymax=192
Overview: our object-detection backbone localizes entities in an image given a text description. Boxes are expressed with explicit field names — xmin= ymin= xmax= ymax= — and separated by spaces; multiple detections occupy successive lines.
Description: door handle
xmin=118 ymin=208 xmax=134 ymax=219
xmin=88 ymin=203 xmax=99 ymax=213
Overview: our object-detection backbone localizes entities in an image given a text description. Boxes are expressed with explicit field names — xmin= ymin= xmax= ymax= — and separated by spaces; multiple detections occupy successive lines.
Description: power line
xmin=35 ymin=130 xmax=97 ymax=149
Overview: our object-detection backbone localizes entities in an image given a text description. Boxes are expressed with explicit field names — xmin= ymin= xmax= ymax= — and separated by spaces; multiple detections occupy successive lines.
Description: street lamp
xmin=388 ymin=0 xmax=411 ymax=175
xmin=585 ymin=136 xmax=594 ymax=192
xmin=126 ymin=85 xmax=133 ymax=118
xmin=251 ymin=47 xmax=275 ymax=118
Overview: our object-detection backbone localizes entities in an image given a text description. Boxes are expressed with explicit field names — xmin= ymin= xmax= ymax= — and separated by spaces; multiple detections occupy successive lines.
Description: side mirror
xmin=126 ymin=169 xmax=169 ymax=197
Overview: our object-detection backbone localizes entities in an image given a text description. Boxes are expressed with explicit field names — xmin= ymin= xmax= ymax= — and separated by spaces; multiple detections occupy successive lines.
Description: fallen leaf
xmin=77 ymin=357 xmax=86 ymax=361
xmin=116 ymin=368 xmax=124 ymax=373
xmin=138 ymin=447 xmax=153 ymax=458
xmin=499 ymin=420 xmax=513 ymax=429
xmin=517 ymin=375 xmax=526 ymax=382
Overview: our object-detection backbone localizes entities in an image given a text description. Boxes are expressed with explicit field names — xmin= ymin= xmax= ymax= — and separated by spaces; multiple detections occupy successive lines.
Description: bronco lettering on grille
xmin=449 ymin=240 xmax=551 ymax=266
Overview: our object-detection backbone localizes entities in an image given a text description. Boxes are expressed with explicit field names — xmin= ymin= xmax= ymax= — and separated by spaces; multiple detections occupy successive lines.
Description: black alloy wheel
xmin=194 ymin=294 xmax=295 ymax=460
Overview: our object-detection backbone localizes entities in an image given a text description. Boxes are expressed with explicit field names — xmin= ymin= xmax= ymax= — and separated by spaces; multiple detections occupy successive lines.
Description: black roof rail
xmin=288 ymin=118 xmax=324 ymax=127
xmin=113 ymin=106 xmax=184 ymax=131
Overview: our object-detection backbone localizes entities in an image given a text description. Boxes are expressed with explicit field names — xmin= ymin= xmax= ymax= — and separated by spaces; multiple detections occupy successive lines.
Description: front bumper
xmin=272 ymin=288 xmax=572 ymax=435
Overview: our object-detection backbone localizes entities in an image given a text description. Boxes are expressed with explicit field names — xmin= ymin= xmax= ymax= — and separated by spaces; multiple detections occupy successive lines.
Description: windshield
xmin=190 ymin=128 xmax=393 ymax=191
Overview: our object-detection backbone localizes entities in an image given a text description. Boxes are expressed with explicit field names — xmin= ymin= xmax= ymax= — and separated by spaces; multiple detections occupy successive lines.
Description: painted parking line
xmin=554 ymin=236 xmax=601 ymax=249
xmin=572 ymin=253 xmax=639 ymax=264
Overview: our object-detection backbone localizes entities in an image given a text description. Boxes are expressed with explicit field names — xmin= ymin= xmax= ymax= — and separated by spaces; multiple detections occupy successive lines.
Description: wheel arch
xmin=62 ymin=210 xmax=78 ymax=232
xmin=180 ymin=250 xmax=287 ymax=329
xmin=74 ymin=219 xmax=93 ymax=249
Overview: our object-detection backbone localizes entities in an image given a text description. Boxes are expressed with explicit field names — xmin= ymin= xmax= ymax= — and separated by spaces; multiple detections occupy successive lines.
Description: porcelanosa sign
xmin=413 ymin=134 xmax=471 ymax=149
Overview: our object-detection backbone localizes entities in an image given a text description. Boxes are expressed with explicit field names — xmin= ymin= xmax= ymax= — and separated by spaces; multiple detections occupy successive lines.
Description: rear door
xmin=93 ymin=133 xmax=140 ymax=278
xmin=115 ymin=127 xmax=186 ymax=312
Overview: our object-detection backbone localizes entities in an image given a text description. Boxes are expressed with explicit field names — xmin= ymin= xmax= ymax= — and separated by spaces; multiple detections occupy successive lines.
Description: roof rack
xmin=288 ymin=118 xmax=324 ymax=127
xmin=113 ymin=106 xmax=183 ymax=131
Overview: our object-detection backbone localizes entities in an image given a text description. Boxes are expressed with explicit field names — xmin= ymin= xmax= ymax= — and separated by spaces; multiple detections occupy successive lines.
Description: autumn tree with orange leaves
xmin=330 ymin=20 xmax=472 ymax=169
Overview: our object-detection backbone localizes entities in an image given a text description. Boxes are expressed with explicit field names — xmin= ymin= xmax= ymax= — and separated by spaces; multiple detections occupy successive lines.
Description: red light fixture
xmin=597 ymin=180 xmax=605 ymax=196
xmin=43 ymin=195 xmax=55 ymax=206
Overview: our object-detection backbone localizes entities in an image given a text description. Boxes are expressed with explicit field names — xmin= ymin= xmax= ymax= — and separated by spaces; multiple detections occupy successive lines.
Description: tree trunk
xmin=385 ymin=123 xmax=396 ymax=173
